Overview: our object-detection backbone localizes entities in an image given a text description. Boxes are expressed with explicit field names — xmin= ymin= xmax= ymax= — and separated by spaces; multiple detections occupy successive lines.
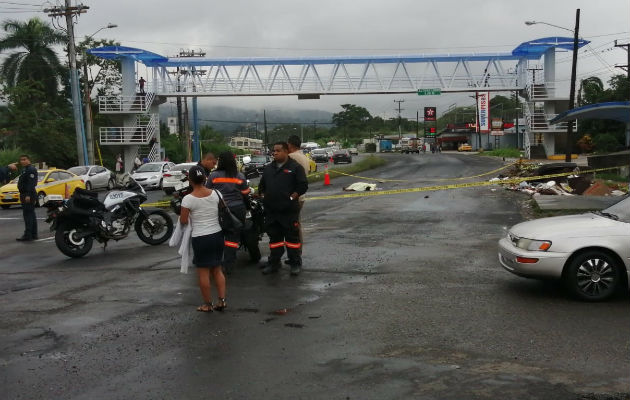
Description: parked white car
xmin=131 ymin=161 xmax=175 ymax=190
xmin=68 ymin=165 xmax=115 ymax=191
xmin=162 ymin=162 xmax=197 ymax=194
xmin=498 ymin=195 xmax=630 ymax=301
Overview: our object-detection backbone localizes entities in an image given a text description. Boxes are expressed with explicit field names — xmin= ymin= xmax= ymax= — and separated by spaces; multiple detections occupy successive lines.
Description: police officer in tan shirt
xmin=287 ymin=135 xmax=310 ymax=259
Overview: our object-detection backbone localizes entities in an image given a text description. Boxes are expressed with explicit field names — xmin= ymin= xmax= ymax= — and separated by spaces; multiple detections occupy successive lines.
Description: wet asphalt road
xmin=1 ymin=152 xmax=629 ymax=400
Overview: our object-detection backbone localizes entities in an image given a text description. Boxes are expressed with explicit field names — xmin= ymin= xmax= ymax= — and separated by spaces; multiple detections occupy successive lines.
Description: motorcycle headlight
xmin=515 ymin=237 xmax=552 ymax=252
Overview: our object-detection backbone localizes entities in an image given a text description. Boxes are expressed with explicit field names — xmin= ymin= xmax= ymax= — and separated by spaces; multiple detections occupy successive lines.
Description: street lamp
xmin=525 ymin=10 xmax=580 ymax=162
xmin=82 ymin=23 xmax=118 ymax=165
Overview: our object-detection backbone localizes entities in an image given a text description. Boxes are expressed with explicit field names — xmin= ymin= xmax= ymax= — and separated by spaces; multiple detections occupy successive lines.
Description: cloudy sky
xmin=4 ymin=0 xmax=630 ymax=119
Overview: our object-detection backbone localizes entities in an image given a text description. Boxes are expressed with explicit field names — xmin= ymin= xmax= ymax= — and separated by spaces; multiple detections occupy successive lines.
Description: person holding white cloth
xmin=179 ymin=165 xmax=227 ymax=312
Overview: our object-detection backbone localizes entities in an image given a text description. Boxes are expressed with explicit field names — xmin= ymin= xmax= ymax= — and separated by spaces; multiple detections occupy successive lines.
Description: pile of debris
xmin=492 ymin=162 xmax=627 ymax=197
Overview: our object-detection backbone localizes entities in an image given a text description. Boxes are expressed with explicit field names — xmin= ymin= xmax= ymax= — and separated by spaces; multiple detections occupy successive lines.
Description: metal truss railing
xmin=137 ymin=142 xmax=160 ymax=163
xmin=148 ymin=57 xmax=525 ymax=96
xmin=99 ymin=114 xmax=158 ymax=145
xmin=98 ymin=93 xmax=156 ymax=113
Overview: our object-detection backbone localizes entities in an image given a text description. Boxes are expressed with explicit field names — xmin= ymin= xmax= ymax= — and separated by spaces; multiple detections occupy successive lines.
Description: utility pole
xmin=565 ymin=9 xmax=580 ymax=163
xmin=263 ymin=110 xmax=268 ymax=152
xmin=614 ymin=40 xmax=630 ymax=80
xmin=416 ymin=110 xmax=419 ymax=139
xmin=394 ymin=100 xmax=404 ymax=140
xmin=44 ymin=1 xmax=89 ymax=165
xmin=613 ymin=40 xmax=630 ymax=149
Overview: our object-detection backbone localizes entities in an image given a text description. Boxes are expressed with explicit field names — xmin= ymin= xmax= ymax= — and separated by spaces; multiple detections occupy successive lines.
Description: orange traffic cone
xmin=324 ymin=165 xmax=331 ymax=186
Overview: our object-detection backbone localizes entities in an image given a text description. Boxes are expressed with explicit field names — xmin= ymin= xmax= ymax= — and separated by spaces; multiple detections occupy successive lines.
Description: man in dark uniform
xmin=0 ymin=162 xmax=17 ymax=184
xmin=16 ymin=155 xmax=38 ymax=241
xmin=259 ymin=142 xmax=308 ymax=276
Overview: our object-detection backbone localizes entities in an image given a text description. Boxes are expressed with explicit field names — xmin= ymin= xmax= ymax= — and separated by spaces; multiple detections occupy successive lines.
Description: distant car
xmin=0 ymin=169 xmax=85 ymax=209
xmin=348 ymin=147 xmax=359 ymax=155
xmin=310 ymin=149 xmax=329 ymax=163
xmin=498 ymin=195 xmax=630 ymax=301
xmin=68 ymin=165 xmax=115 ymax=191
xmin=458 ymin=143 xmax=473 ymax=152
xmin=162 ymin=162 xmax=197 ymax=194
xmin=131 ymin=161 xmax=175 ymax=190
xmin=242 ymin=155 xmax=271 ymax=178
xmin=332 ymin=149 xmax=352 ymax=164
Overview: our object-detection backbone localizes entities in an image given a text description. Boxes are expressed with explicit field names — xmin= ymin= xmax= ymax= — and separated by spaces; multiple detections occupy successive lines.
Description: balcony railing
xmin=98 ymin=93 xmax=155 ymax=113
xmin=99 ymin=114 xmax=158 ymax=145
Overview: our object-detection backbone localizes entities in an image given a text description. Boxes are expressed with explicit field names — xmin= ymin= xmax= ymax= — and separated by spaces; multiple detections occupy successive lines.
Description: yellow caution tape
xmin=140 ymin=165 xmax=624 ymax=205
xmin=140 ymin=201 xmax=171 ymax=208
xmin=306 ymin=166 xmax=623 ymax=202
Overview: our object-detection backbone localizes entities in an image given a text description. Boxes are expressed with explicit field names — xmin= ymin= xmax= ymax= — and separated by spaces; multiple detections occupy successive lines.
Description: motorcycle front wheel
xmin=55 ymin=224 xmax=93 ymax=258
xmin=135 ymin=209 xmax=174 ymax=245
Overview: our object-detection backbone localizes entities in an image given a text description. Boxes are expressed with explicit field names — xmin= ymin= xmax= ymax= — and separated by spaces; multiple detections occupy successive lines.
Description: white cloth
xmin=169 ymin=219 xmax=193 ymax=274
xmin=181 ymin=190 xmax=221 ymax=237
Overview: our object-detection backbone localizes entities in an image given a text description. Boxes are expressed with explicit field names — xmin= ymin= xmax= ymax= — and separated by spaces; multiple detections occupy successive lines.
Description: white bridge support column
xmin=121 ymin=58 xmax=139 ymax=172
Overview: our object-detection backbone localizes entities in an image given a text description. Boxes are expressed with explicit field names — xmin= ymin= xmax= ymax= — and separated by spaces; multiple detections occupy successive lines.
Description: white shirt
xmin=289 ymin=150 xmax=310 ymax=174
xmin=181 ymin=190 xmax=221 ymax=237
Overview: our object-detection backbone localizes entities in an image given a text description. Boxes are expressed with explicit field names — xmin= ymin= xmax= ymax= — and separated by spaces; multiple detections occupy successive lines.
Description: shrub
xmin=593 ymin=133 xmax=622 ymax=153
xmin=577 ymin=134 xmax=594 ymax=152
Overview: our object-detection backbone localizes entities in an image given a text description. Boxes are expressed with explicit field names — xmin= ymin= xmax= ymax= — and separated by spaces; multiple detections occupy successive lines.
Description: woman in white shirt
xmin=180 ymin=166 xmax=226 ymax=312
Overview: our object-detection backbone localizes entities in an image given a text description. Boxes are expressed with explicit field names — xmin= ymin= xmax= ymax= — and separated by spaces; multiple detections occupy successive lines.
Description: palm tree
xmin=0 ymin=18 xmax=67 ymax=98
xmin=577 ymin=76 xmax=604 ymax=106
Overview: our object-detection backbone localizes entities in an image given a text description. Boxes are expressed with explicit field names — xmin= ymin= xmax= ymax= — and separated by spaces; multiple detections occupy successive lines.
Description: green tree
xmin=577 ymin=75 xmax=629 ymax=148
xmin=3 ymin=80 xmax=77 ymax=167
xmin=0 ymin=18 xmax=67 ymax=98
xmin=332 ymin=104 xmax=371 ymax=137
xmin=577 ymin=76 xmax=604 ymax=106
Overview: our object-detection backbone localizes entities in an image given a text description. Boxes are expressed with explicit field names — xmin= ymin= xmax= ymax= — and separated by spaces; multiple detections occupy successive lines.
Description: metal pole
xmin=263 ymin=110 xmax=268 ymax=152
xmin=83 ymin=61 xmax=94 ymax=165
xmin=565 ymin=9 xmax=580 ymax=162
xmin=416 ymin=110 xmax=419 ymax=139
xmin=192 ymin=96 xmax=200 ymax=162
xmin=65 ymin=0 xmax=87 ymax=165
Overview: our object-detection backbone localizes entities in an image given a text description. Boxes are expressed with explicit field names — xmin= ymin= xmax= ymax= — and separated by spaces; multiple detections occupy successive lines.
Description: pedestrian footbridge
xmin=88 ymin=36 xmax=589 ymax=164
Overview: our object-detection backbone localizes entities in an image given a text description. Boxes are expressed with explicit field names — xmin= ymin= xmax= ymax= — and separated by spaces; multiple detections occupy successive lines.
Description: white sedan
xmin=131 ymin=161 xmax=175 ymax=190
xmin=68 ymin=165 xmax=115 ymax=191
xmin=162 ymin=162 xmax=197 ymax=194
xmin=498 ymin=196 xmax=630 ymax=301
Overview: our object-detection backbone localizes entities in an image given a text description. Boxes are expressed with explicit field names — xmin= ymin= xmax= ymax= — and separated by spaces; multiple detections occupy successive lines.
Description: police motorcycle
xmin=42 ymin=173 xmax=174 ymax=258
xmin=169 ymin=173 xmax=264 ymax=263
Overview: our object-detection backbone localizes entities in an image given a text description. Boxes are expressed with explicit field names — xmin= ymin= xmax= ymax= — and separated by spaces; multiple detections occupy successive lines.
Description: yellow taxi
xmin=305 ymin=153 xmax=318 ymax=173
xmin=0 ymin=169 xmax=85 ymax=209
xmin=458 ymin=143 xmax=473 ymax=152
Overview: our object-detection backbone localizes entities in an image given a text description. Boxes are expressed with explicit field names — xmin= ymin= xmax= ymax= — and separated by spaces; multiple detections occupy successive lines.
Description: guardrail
xmin=99 ymin=114 xmax=158 ymax=145
xmin=98 ymin=93 xmax=155 ymax=113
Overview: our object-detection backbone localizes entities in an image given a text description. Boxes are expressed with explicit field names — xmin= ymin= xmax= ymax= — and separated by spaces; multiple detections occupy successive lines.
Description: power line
xmin=198 ymin=118 xmax=333 ymax=125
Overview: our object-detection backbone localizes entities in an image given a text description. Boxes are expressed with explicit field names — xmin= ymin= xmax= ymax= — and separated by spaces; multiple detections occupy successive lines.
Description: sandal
xmin=213 ymin=298 xmax=227 ymax=312
xmin=196 ymin=303 xmax=214 ymax=312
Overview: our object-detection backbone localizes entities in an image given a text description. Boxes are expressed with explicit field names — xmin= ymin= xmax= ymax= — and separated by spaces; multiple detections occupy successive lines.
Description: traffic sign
xmin=417 ymin=88 xmax=441 ymax=96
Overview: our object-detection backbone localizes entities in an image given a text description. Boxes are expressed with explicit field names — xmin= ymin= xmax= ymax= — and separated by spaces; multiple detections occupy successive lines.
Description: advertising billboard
xmin=424 ymin=107 xmax=436 ymax=122
xmin=476 ymin=92 xmax=490 ymax=133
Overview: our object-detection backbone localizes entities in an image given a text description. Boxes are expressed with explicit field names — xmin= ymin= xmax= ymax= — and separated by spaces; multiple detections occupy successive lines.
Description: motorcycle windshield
xmin=117 ymin=173 xmax=146 ymax=195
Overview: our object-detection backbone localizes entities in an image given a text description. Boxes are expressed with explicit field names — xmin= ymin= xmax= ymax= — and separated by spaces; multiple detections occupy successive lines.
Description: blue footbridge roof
xmin=87 ymin=36 xmax=589 ymax=67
